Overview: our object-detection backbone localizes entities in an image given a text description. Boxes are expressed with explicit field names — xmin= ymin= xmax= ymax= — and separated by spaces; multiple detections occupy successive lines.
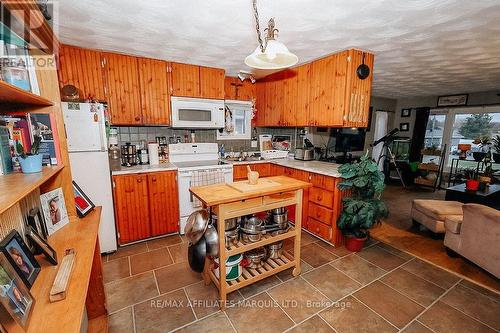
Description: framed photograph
xmin=40 ymin=188 xmax=69 ymax=236
xmin=401 ymin=108 xmax=411 ymax=117
xmin=0 ymin=231 xmax=40 ymax=289
xmin=400 ymin=123 xmax=410 ymax=132
xmin=26 ymin=227 xmax=57 ymax=265
xmin=72 ymin=181 xmax=95 ymax=218
xmin=0 ymin=252 xmax=35 ymax=329
xmin=26 ymin=207 xmax=47 ymax=240
xmin=437 ymin=94 xmax=468 ymax=107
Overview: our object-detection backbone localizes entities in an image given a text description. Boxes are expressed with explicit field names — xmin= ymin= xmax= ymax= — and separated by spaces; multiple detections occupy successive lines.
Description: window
xmin=216 ymin=102 xmax=252 ymax=140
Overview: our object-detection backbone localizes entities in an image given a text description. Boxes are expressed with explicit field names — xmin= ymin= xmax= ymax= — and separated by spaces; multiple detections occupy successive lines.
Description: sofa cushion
xmin=412 ymin=199 xmax=463 ymax=221
xmin=445 ymin=215 xmax=463 ymax=234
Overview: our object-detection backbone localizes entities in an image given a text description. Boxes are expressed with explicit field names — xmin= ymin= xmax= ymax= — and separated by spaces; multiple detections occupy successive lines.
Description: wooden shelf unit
xmin=225 ymin=227 xmax=296 ymax=257
xmin=0 ymin=165 xmax=64 ymax=214
xmin=0 ymin=80 xmax=54 ymax=108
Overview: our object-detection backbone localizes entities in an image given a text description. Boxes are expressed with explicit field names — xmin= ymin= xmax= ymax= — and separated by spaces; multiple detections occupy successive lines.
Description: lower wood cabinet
xmin=233 ymin=163 xmax=271 ymax=180
xmin=113 ymin=171 xmax=179 ymax=244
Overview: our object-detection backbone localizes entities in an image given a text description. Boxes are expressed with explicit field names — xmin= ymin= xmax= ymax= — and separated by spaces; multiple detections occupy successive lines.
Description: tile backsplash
xmin=116 ymin=126 xmax=301 ymax=153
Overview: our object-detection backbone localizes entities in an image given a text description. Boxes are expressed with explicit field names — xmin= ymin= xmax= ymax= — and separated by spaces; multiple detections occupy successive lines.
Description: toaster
xmin=294 ymin=148 xmax=314 ymax=161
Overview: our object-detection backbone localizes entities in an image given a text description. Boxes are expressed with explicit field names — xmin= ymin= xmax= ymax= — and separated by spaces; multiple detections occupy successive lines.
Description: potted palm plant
xmin=337 ymin=153 xmax=388 ymax=252
xmin=16 ymin=135 xmax=43 ymax=173
xmin=492 ymin=135 xmax=500 ymax=163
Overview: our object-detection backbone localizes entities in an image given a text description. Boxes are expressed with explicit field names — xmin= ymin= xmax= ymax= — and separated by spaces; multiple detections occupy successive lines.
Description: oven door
xmin=171 ymin=97 xmax=224 ymax=128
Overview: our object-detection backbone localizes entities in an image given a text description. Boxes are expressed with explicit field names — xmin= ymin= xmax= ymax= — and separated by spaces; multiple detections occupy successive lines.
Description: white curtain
xmin=372 ymin=111 xmax=388 ymax=170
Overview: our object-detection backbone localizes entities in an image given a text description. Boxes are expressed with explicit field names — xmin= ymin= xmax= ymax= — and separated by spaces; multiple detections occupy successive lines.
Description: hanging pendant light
xmin=244 ymin=0 xmax=298 ymax=70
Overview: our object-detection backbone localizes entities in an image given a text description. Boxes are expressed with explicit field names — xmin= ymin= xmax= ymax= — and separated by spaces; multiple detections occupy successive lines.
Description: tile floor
xmin=103 ymin=232 xmax=500 ymax=333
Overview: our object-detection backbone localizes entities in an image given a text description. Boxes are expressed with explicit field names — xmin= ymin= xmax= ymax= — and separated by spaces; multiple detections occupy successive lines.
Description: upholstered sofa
xmin=444 ymin=204 xmax=500 ymax=278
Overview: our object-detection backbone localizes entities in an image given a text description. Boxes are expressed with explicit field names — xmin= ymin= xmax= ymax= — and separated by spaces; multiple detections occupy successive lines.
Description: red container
xmin=465 ymin=179 xmax=479 ymax=191
xmin=344 ymin=235 xmax=367 ymax=252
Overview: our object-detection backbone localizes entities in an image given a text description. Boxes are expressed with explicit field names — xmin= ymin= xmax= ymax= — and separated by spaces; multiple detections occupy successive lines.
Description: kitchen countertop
xmin=224 ymin=158 xmax=342 ymax=177
xmin=110 ymin=160 xmax=178 ymax=175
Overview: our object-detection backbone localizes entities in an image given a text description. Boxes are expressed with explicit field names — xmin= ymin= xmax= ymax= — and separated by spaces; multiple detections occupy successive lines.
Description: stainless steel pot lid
xmin=185 ymin=210 xmax=210 ymax=243
xmin=245 ymin=247 xmax=266 ymax=260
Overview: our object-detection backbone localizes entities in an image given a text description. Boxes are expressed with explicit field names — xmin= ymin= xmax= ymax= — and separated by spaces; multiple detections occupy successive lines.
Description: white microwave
xmin=171 ymin=97 xmax=224 ymax=128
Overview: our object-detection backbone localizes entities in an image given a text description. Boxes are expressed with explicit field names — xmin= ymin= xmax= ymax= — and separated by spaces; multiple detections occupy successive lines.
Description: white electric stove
xmin=169 ymin=143 xmax=233 ymax=234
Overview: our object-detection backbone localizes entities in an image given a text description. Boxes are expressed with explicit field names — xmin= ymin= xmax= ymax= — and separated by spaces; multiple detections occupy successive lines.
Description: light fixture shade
xmin=245 ymin=39 xmax=298 ymax=70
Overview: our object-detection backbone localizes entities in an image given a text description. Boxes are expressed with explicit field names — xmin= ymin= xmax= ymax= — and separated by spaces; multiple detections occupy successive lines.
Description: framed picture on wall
xmin=401 ymin=108 xmax=411 ymax=117
xmin=400 ymin=123 xmax=410 ymax=132
xmin=437 ymin=94 xmax=468 ymax=107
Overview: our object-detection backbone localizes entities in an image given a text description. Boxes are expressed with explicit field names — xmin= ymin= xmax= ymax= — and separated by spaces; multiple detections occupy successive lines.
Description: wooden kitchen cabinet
xmin=138 ymin=58 xmax=171 ymax=125
xmin=113 ymin=171 xmax=179 ymax=244
xmin=113 ymin=173 xmax=151 ymax=244
xmin=233 ymin=163 xmax=271 ymax=181
xmin=224 ymin=76 xmax=256 ymax=101
xmin=102 ymin=52 xmax=142 ymax=125
xmin=199 ymin=66 xmax=225 ymax=99
xmin=57 ymin=44 xmax=106 ymax=101
xmin=170 ymin=62 xmax=200 ymax=97
xmin=253 ymin=81 xmax=267 ymax=126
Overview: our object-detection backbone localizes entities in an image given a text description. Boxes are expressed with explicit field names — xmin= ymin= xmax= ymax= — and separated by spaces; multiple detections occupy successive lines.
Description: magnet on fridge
xmin=94 ymin=113 xmax=98 ymax=122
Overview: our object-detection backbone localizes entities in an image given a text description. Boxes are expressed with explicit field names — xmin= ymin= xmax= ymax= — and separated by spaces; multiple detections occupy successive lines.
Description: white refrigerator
xmin=62 ymin=102 xmax=118 ymax=253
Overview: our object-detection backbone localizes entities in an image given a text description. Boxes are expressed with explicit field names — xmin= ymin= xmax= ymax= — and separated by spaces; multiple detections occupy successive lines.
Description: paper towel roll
xmin=148 ymin=143 xmax=160 ymax=165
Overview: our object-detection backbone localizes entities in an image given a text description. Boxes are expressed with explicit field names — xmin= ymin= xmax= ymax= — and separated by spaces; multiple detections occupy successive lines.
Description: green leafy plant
xmin=15 ymin=135 xmax=42 ymax=159
xmin=462 ymin=168 xmax=477 ymax=181
xmin=336 ymin=153 xmax=388 ymax=238
xmin=492 ymin=135 xmax=500 ymax=153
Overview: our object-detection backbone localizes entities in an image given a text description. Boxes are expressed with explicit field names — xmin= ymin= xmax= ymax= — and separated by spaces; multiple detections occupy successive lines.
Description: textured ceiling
xmin=57 ymin=0 xmax=500 ymax=98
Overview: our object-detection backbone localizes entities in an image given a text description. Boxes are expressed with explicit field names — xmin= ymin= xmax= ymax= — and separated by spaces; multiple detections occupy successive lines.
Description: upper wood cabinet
xmin=138 ymin=58 xmax=171 ymax=125
xmin=224 ymin=76 xmax=256 ymax=101
xmin=57 ymin=45 xmax=106 ymax=101
xmin=102 ymin=52 xmax=142 ymax=125
xmin=170 ymin=63 xmax=225 ymax=99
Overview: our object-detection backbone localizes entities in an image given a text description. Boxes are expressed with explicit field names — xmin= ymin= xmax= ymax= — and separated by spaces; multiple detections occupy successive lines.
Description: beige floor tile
xmin=301 ymin=230 xmax=320 ymax=246
xmin=155 ymin=262 xmax=203 ymax=294
xmin=316 ymin=241 xmax=352 ymax=258
xmin=401 ymin=321 xmax=433 ymax=333
xmin=108 ymin=242 xmax=148 ymax=261
xmin=103 ymin=257 xmax=130 ymax=284
xmin=441 ymin=283 xmax=500 ymax=329
xmin=276 ymin=260 xmax=312 ymax=282
xmin=288 ymin=315 xmax=334 ymax=333
xmin=105 ymin=271 xmax=159 ymax=313
xmin=376 ymin=242 xmax=414 ymax=260
xmin=129 ymin=247 xmax=173 ymax=275
xmin=301 ymin=242 xmax=338 ymax=268
xmin=134 ymin=289 xmax=195 ymax=333
xmin=168 ymin=241 xmax=188 ymax=263
xmin=176 ymin=312 xmax=234 ymax=333
xmin=303 ymin=264 xmax=361 ymax=301
xmin=239 ymin=275 xmax=282 ymax=299
xmin=380 ymin=268 xmax=445 ymax=306
xmin=185 ymin=281 xmax=243 ymax=318
xmin=147 ymin=234 xmax=183 ymax=250
xmin=356 ymin=245 xmax=408 ymax=271
xmin=419 ymin=301 xmax=496 ymax=333
xmin=459 ymin=280 xmax=500 ymax=303
xmin=401 ymin=259 xmax=460 ymax=289
xmin=268 ymin=277 xmax=330 ymax=322
xmin=226 ymin=292 xmax=294 ymax=333
xmin=332 ymin=255 xmax=386 ymax=285
xmin=108 ymin=307 xmax=134 ymax=333
xmin=320 ymin=295 xmax=397 ymax=333
xmin=354 ymin=281 xmax=424 ymax=328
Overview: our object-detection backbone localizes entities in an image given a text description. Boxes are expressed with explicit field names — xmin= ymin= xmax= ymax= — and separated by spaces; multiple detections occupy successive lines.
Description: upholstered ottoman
xmin=411 ymin=199 xmax=463 ymax=233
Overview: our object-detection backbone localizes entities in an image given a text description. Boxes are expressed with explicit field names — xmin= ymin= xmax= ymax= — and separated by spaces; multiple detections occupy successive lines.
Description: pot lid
xmin=245 ymin=247 xmax=266 ymax=259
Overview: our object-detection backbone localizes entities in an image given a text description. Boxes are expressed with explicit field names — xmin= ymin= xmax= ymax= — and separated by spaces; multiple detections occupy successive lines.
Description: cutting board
xmin=228 ymin=178 xmax=281 ymax=192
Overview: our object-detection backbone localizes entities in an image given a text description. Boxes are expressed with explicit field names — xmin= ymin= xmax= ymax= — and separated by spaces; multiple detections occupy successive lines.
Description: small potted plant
xmin=16 ymin=135 xmax=43 ymax=173
xmin=492 ymin=135 xmax=500 ymax=163
xmin=463 ymin=168 xmax=479 ymax=191
xmin=337 ymin=152 xmax=388 ymax=252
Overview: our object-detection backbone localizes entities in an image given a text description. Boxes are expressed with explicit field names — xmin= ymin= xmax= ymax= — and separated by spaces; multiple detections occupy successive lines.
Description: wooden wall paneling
xmin=295 ymin=64 xmax=310 ymax=126
xmin=199 ymin=66 xmax=225 ymax=99
xmin=170 ymin=62 xmax=200 ymax=97
xmin=57 ymin=45 xmax=106 ymax=101
xmin=224 ymin=77 xmax=237 ymax=100
xmin=253 ymin=81 xmax=266 ymax=126
xmin=85 ymin=238 xmax=107 ymax=319
xmin=148 ymin=171 xmax=179 ymax=236
xmin=225 ymin=77 xmax=256 ymax=101
xmin=102 ymin=53 xmax=142 ymax=125
xmin=138 ymin=58 xmax=170 ymax=125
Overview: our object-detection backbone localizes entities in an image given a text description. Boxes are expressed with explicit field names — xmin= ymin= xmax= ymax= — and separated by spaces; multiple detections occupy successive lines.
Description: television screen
xmin=329 ymin=128 xmax=366 ymax=153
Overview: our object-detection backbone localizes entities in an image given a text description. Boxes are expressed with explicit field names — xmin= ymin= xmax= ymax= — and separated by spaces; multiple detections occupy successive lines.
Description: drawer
xmin=309 ymin=187 xmax=334 ymax=208
xmin=263 ymin=191 xmax=295 ymax=205
xmin=308 ymin=202 xmax=333 ymax=226
xmin=223 ymin=197 xmax=262 ymax=214
xmin=310 ymin=173 xmax=335 ymax=190
xmin=307 ymin=217 xmax=332 ymax=240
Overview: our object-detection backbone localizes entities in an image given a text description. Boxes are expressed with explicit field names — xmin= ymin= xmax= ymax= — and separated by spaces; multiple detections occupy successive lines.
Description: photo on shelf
xmin=26 ymin=227 xmax=57 ymax=265
xmin=26 ymin=207 xmax=48 ymax=240
xmin=72 ymin=181 xmax=95 ymax=218
xmin=40 ymin=188 xmax=69 ymax=236
xmin=0 ymin=252 xmax=35 ymax=329
xmin=0 ymin=231 xmax=40 ymax=289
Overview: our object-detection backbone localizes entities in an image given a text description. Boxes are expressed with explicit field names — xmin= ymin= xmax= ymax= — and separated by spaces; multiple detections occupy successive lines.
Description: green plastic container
xmin=214 ymin=254 xmax=243 ymax=281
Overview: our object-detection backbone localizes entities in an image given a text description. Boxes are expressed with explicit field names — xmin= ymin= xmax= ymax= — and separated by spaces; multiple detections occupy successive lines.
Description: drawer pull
xmin=137 ymin=178 xmax=142 ymax=183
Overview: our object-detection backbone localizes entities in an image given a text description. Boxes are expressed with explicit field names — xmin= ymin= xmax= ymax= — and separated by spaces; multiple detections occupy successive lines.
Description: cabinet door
xmin=295 ymin=64 xmax=310 ymax=126
xmin=113 ymin=174 xmax=151 ymax=244
xmin=138 ymin=58 xmax=170 ymax=125
xmin=281 ymin=70 xmax=297 ymax=126
xmin=233 ymin=165 xmax=248 ymax=180
xmin=103 ymin=53 xmax=142 ymax=125
xmin=170 ymin=62 xmax=200 ymax=97
xmin=253 ymin=81 xmax=266 ymax=126
xmin=148 ymin=171 xmax=180 ymax=236
xmin=264 ymin=74 xmax=283 ymax=126
xmin=58 ymin=44 xmax=106 ymax=101
xmin=199 ymin=66 xmax=225 ymax=99
xmin=251 ymin=163 xmax=271 ymax=177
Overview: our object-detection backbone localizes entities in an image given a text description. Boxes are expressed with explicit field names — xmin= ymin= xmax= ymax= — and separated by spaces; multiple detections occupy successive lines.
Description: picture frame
xmin=437 ymin=94 xmax=468 ymax=107
xmin=26 ymin=207 xmax=48 ymax=240
xmin=401 ymin=108 xmax=411 ymax=117
xmin=72 ymin=181 xmax=95 ymax=218
xmin=400 ymin=123 xmax=410 ymax=132
xmin=26 ymin=227 xmax=57 ymax=265
xmin=0 ymin=252 xmax=35 ymax=329
xmin=0 ymin=231 xmax=40 ymax=289
xmin=40 ymin=188 xmax=69 ymax=236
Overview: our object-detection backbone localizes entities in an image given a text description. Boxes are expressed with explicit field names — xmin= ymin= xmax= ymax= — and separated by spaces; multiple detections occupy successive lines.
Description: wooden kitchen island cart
xmin=190 ymin=176 xmax=311 ymax=309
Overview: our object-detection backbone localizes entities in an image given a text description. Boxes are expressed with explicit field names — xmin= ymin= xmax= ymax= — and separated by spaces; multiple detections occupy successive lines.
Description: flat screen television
xmin=328 ymin=128 xmax=366 ymax=153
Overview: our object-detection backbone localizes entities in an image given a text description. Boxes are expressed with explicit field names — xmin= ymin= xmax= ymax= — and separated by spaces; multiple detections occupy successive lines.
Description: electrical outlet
xmin=251 ymin=140 xmax=258 ymax=148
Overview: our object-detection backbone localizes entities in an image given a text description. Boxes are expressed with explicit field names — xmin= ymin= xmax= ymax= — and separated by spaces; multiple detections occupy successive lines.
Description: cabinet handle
xmin=137 ymin=178 xmax=142 ymax=183
xmin=317 ymin=196 xmax=322 ymax=201
xmin=135 ymin=116 xmax=141 ymax=122
xmin=152 ymin=177 xmax=157 ymax=182
xmin=316 ymin=227 xmax=320 ymax=233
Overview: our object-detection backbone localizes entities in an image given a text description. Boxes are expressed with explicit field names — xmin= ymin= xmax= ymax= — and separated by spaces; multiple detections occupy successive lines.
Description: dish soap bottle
xmin=219 ymin=144 xmax=225 ymax=159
